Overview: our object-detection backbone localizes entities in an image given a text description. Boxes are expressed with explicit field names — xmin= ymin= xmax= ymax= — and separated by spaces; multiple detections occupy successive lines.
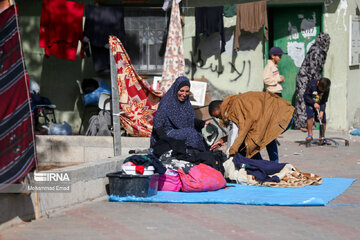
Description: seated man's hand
xmin=204 ymin=121 xmax=211 ymax=127
xmin=210 ymin=138 xmax=224 ymax=151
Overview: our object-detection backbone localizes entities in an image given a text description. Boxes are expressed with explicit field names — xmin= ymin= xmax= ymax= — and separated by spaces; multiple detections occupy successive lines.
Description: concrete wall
xmin=183 ymin=0 xmax=359 ymax=130
xmin=15 ymin=0 xmax=359 ymax=130
xmin=35 ymin=135 xmax=150 ymax=166
xmin=183 ymin=7 xmax=265 ymax=101
xmin=344 ymin=0 xmax=360 ymax=129
xmin=0 ymin=157 xmax=125 ymax=230
xmin=322 ymin=0 xmax=360 ymax=130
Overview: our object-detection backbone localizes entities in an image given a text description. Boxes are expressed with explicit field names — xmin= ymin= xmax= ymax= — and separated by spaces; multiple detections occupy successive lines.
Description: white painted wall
xmin=183 ymin=0 xmax=360 ymax=130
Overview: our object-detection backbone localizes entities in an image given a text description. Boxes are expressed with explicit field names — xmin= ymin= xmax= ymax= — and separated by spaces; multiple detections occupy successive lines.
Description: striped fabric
xmin=0 ymin=6 xmax=36 ymax=185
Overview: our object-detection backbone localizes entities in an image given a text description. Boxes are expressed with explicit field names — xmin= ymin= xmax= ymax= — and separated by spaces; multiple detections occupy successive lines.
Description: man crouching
xmin=209 ymin=91 xmax=294 ymax=162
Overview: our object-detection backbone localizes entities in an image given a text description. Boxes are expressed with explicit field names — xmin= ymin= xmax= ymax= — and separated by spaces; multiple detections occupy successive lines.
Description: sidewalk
xmin=0 ymin=130 xmax=359 ymax=240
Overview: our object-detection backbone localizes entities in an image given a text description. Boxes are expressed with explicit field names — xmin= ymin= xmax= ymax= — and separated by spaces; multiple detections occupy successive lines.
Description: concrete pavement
xmin=1 ymin=130 xmax=359 ymax=240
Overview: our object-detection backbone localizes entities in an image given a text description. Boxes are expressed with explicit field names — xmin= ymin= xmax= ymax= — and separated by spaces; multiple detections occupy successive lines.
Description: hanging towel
xmin=159 ymin=0 xmax=185 ymax=92
xmin=293 ymin=33 xmax=330 ymax=129
xmin=39 ymin=0 xmax=84 ymax=61
xmin=109 ymin=36 xmax=164 ymax=137
xmin=234 ymin=0 xmax=268 ymax=51
xmin=0 ymin=6 xmax=37 ymax=186
xmin=194 ymin=6 xmax=225 ymax=56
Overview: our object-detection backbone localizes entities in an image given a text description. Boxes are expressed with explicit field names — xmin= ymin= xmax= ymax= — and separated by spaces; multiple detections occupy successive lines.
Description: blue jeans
xmin=251 ymin=117 xmax=293 ymax=163
xmin=252 ymin=139 xmax=278 ymax=162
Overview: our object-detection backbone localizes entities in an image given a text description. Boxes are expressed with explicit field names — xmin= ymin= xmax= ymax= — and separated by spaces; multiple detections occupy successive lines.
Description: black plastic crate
xmin=106 ymin=172 xmax=159 ymax=197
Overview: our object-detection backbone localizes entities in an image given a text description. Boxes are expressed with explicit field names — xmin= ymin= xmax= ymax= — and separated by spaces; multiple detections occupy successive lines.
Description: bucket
xmin=106 ymin=172 xmax=159 ymax=197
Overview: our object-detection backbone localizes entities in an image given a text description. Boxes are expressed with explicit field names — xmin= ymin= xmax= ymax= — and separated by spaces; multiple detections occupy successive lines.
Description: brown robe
xmin=221 ymin=91 xmax=294 ymax=157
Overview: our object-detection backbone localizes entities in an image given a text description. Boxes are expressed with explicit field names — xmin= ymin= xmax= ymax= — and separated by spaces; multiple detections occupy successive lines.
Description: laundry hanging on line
xmin=39 ymin=0 xmax=84 ymax=61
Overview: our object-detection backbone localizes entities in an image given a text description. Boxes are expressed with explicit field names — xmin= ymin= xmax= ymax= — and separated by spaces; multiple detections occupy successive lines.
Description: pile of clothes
xmin=123 ymin=134 xmax=322 ymax=194
xmin=123 ymin=147 xmax=227 ymax=193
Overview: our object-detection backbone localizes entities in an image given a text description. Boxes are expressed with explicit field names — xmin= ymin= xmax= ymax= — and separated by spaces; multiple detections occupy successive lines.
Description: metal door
xmin=269 ymin=6 xmax=322 ymax=104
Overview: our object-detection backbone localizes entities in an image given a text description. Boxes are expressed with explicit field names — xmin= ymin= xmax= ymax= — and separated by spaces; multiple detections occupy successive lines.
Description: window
xmin=124 ymin=8 xmax=167 ymax=75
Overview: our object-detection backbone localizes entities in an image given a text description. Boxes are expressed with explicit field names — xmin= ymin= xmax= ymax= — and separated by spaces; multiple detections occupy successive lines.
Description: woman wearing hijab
xmin=150 ymin=76 xmax=208 ymax=152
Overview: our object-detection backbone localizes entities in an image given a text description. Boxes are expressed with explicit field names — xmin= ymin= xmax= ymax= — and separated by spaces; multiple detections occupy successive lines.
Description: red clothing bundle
xmin=39 ymin=0 xmax=84 ymax=61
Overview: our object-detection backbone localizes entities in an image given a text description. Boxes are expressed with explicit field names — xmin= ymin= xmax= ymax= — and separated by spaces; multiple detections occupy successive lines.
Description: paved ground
xmin=1 ymin=130 xmax=359 ymax=240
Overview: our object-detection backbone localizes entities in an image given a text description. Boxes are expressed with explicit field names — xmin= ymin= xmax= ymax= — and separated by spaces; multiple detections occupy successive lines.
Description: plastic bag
xmin=83 ymin=79 xmax=111 ymax=106
xmin=350 ymin=128 xmax=360 ymax=136
xmin=48 ymin=121 xmax=72 ymax=135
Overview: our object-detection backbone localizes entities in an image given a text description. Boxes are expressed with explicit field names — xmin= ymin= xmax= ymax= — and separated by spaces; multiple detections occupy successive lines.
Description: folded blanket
xmin=223 ymin=157 xmax=322 ymax=187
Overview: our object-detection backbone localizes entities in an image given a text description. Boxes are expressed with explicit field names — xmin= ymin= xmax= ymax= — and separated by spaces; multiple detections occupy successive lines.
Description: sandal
xmin=305 ymin=134 xmax=313 ymax=141
xmin=300 ymin=128 xmax=308 ymax=132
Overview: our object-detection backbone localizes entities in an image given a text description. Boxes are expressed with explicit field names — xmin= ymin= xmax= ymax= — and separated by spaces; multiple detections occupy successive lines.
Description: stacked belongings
xmin=107 ymin=132 xmax=228 ymax=197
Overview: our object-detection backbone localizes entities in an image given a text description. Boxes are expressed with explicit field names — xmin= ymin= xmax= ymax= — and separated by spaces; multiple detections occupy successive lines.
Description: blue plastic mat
xmin=109 ymin=178 xmax=356 ymax=206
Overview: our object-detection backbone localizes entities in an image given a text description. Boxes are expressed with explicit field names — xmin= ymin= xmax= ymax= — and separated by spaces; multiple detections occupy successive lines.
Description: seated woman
xmin=150 ymin=76 xmax=208 ymax=152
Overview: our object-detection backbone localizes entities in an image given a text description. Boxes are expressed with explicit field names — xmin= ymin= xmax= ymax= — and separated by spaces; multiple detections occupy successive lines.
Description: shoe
xmin=300 ymin=128 xmax=307 ymax=132
xmin=305 ymin=134 xmax=313 ymax=141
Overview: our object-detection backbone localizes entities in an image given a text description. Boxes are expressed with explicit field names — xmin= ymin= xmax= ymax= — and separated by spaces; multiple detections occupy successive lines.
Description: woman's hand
xmin=204 ymin=121 xmax=211 ymax=127
xmin=210 ymin=138 xmax=224 ymax=151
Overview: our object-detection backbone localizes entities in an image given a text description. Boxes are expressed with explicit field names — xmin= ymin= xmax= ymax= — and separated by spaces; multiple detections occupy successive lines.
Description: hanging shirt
xmin=234 ymin=0 xmax=268 ymax=51
xmin=194 ymin=7 xmax=225 ymax=56
xmin=84 ymin=5 xmax=126 ymax=72
xmin=39 ymin=0 xmax=84 ymax=61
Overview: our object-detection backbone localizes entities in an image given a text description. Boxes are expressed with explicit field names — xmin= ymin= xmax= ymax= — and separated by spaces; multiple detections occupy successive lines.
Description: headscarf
xmin=153 ymin=76 xmax=195 ymax=132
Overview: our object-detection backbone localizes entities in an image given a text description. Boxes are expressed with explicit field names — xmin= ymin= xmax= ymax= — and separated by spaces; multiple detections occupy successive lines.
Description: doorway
xmin=268 ymin=5 xmax=323 ymax=104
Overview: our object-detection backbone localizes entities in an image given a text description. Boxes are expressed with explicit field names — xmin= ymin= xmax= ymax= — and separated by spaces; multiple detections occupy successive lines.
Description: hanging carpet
xmin=109 ymin=36 xmax=164 ymax=137
xmin=159 ymin=0 xmax=185 ymax=93
xmin=0 ymin=6 xmax=37 ymax=186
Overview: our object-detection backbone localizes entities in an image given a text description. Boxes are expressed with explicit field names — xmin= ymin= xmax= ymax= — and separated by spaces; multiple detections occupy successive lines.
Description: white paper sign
xmin=190 ymin=81 xmax=207 ymax=107
xmin=349 ymin=15 xmax=360 ymax=66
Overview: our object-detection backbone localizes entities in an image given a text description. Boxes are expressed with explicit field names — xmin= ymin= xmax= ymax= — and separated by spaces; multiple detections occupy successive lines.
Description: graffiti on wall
xmin=287 ymin=12 xmax=318 ymax=67
xmin=185 ymin=28 xmax=259 ymax=85
xmin=184 ymin=52 xmax=252 ymax=85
